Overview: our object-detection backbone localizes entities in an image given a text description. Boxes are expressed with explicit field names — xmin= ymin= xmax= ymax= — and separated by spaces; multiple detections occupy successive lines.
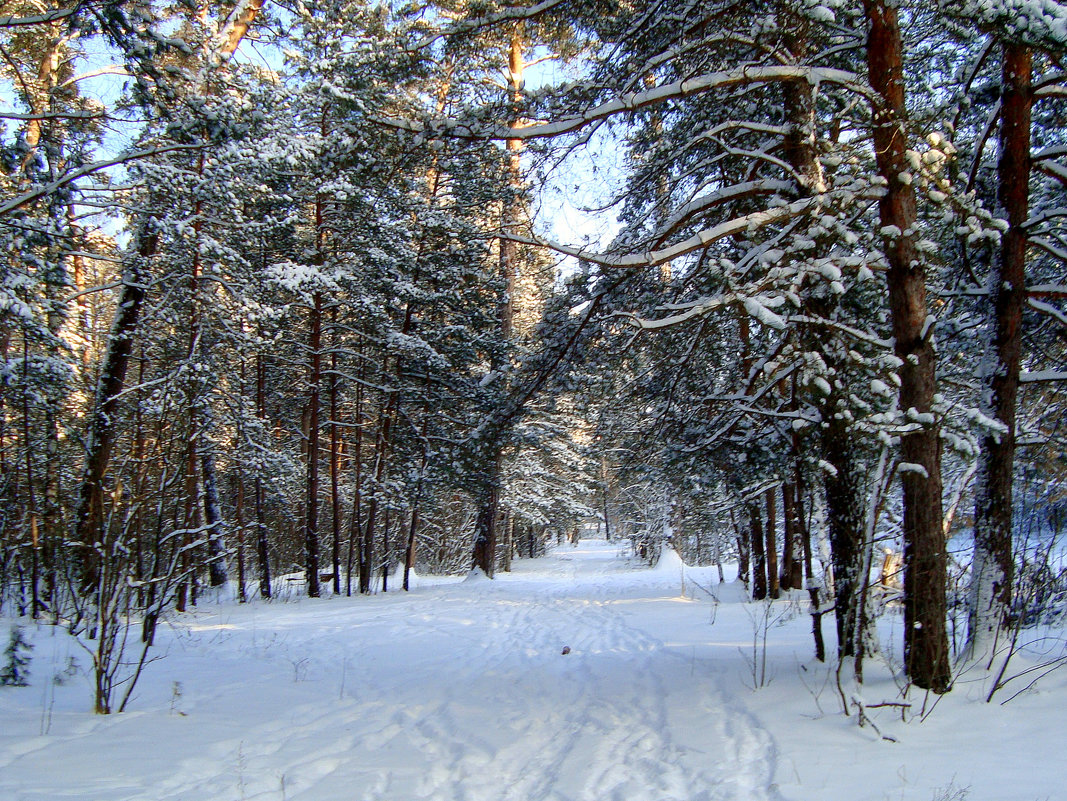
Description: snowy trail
xmin=0 ymin=541 xmax=783 ymax=801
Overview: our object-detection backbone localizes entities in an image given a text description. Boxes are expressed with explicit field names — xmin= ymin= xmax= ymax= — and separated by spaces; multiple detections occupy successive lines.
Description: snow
xmin=2 ymin=539 xmax=1065 ymax=800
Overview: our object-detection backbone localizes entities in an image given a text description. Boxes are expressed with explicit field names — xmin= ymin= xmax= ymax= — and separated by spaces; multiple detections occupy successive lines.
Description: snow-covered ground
xmin=1 ymin=539 xmax=1063 ymax=800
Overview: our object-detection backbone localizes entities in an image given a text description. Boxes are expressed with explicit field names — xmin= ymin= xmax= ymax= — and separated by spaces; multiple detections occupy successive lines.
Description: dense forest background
xmin=1 ymin=0 xmax=1065 ymax=713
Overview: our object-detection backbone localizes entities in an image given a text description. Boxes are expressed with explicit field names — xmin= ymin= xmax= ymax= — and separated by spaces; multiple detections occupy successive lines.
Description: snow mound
xmin=652 ymin=546 xmax=688 ymax=574
xmin=463 ymin=567 xmax=491 ymax=583
xmin=387 ymin=565 xmax=423 ymax=589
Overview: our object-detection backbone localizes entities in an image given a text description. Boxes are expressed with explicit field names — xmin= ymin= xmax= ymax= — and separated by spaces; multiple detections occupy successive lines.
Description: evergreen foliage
xmin=0 ymin=626 xmax=32 ymax=687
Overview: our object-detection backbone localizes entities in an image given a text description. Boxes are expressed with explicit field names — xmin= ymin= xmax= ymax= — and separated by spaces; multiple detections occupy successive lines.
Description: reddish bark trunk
xmin=969 ymin=44 xmax=1031 ymax=652
xmin=865 ymin=0 xmax=950 ymax=692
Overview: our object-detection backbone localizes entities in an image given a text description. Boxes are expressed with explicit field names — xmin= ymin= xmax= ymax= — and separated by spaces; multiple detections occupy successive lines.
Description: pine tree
xmin=0 ymin=626 xmax=32 ymax=686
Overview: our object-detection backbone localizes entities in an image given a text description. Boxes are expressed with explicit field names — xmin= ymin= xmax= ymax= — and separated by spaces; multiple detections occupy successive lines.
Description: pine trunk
xmin=305 ymin=292 xmax=322 ymax=598
xmin=254 ymin=353 xmax=272 ymax=599
xmin=472 ymin=476 xmax=500 ymax=577
xmin=471 ymin=28 xmax=525 ymax=576
xmin=404 ymin=498 xmax=420 ymax=591
xmin=782 ymin=482 xmax=802 ymax=590
xmin=73 ymin=227 xmax=154 ymax=596
xmin=750 ymin=502 xmax=767 ymax=601
xmin=330 ymin=308 xmax=342 ymax=596
xmin=765 ymin=488 xmax=779 ymax=600
xmin=347 ymin=352 xmax=364 ymax=597
xmin=234 ymin=466 xmax=247 ymax=603
xmin=969 ymin=43 xmax=1031 ymax=657
xmin=731 ymin=509 xmax=750 ymax=584
xmin=865 ymin=0 xmax=950 ymax=692
xmin=201 ymin=448 xmax=228 ymax=587
xmin=822 ymin=417 xmax=865 ymax=659
xmin=361 ymin=401 xmax=393 ymax=594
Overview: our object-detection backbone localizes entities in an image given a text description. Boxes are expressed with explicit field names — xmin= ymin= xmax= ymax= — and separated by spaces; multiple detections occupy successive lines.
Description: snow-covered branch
xmin=1020 ymin=371 xmax=1067 ymax=383
xmin=410 ymin=0 xmax=571 ymax=50
xmin=503 ymin=197 xmax=814 ymax=269
xmin=380 ymin=66 xmax=871 ymax=141
xmin=0 ymin=143 xmax=208 ymax=217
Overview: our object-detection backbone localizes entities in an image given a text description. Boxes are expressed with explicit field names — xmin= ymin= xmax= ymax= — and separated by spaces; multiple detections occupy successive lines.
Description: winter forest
xmin=1 ymin=0 xmax=1066 ymax=797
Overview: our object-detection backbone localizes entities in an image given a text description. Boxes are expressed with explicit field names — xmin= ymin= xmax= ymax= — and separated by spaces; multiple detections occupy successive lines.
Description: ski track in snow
xmin=0 ymin=541 xmax=782 ymax=801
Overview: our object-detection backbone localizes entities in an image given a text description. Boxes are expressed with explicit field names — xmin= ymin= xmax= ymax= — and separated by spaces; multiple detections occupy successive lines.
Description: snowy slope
xmin=1 ymin=540 xmax=1062 ymax=800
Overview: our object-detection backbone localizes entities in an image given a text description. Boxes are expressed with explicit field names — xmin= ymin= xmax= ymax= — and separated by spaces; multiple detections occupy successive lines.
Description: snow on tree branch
xmin=379 ymin=66 xmax=872 ymax=141
xmin=503 ymin=197 xmax=815 ymax=269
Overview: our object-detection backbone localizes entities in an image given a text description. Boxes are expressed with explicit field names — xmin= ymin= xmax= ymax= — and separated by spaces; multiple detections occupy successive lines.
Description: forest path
xmin=0 ymin=540 xmax=783 ymax=801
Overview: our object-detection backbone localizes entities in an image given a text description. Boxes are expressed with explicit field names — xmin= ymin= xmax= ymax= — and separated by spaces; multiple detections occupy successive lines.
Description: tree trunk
xmin=601 ymin=454 xmax=613 ymax=542
xmin=471 ymin=27 xmax=526 ymax=576
xmin=382 ymin=507 xmax=391 ymax=593
xmin=749 ymin=502 xmax=767 ymax=601
xmin=865 ymin=0 xmax=950 ymax=693
xmin=234 ymin=466 xmax=247 ymax=603
xmin=731 ymin=509 xmax=749 ymax=584
xmin=201 ymin=448 xmax=228 ymax=587
xmin=361 ymin=398 xmax=394 ymax=594
xmin=472 ymin=477 xmax=500 ymax=577
xmin=782 ymin=482 xmax=802 ymax=591
xmin=778 ymin=32 xmax=822 ymax=597
xmin=305 ymin=292 xmax=322 ymax=598
xmin=503 ymin=511 xmax=515 ymax=572
xmin=22 ymin=340 xmax=40 ymax=619
xmin=329 ymin=307 xmax=342 ymax=596
xmin=968 ymin=43 xmax=1031 ymax=659
xmin=765 ymin=488 xmax=779 ymax=600
xmin=73 ymin=226 xmax=155 ymax=596
xmin=810 ymin=585 xmax=827 ymax=663
xmin=822 ymin=416 xmax=866 ymax=659
xmin=176 ymin=441 xmax=200 ymax=612
xmin=403 ymin=494 xmax=421 ymax=591
xmin=254 ymin=353 xmax=272 ymax=599
xmin=795 ymin=454 xmax=813 ymax=585
xmin=347 ymin=350 xmax=364 ymax=597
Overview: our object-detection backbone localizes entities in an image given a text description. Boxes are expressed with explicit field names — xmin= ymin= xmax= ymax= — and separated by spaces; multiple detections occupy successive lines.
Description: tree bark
xmin=305 ymin=292 xmax=322 ymax=598
xmin=329 ymin=307 xmax=342 ymax=596
xmin=731 ymin=509 xmax=749 ymax=584
xmin=968 ymin=43 xmax=1031 ymax=657
xmin=795 ymin=450 xmax=813 ymax=585
xmin=749 ymin=502 xmax=767 ymax=601
xmin=361 ymin=400 xmax=392 ymax=594
xmin=201 ymin=448 xmax=227 ymax=587
xmin=822 ymin=416 xmax=865 ymax=659
xmin=234 ymin=465 xmax=247 ymax=603
xmin=347 ymin=348 xmax=364 ymax=597
xmin=254 ymin=353 xmax=272 ymax=599
xmin=865 ymin=0 xmax=951 ymax=692
xmin=503 ymin=511 xmax=515 ymax=572
xmin=403 ymin=493 xmax=421 ymax=591
xmin=472 ymin=478 xmax=500 ymax=577
xmin=73 ymin=226 xmax=155 ymax=596
xmin=765 ymin=487 xmax=779 ymax=599
xmin=781 ymin=482 xmax=802 ymax=590
xmin=471 ymin=26 xmax=526 ymax=576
